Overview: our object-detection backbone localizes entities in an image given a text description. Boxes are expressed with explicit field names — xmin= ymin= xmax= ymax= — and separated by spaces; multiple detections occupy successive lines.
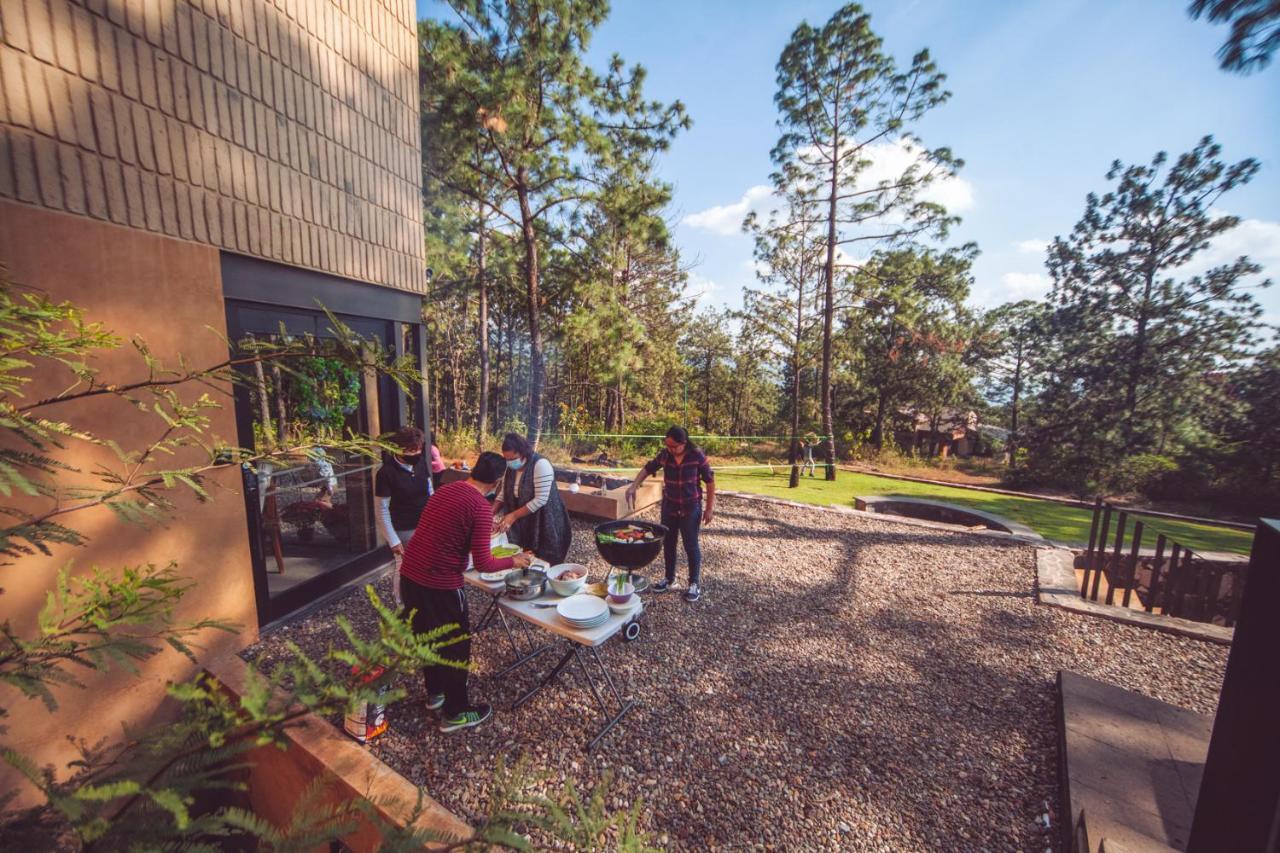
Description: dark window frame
xmin=221 ymin=254 xmax=429 ymax=626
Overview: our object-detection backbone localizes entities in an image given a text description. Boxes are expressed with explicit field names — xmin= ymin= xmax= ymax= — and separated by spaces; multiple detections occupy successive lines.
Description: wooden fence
xmin=1079 ymin=498 xmax=1248 ymax=627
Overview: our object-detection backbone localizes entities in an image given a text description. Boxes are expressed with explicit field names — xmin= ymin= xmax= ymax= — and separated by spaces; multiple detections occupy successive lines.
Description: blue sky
xmin=418 ymin=0 xmax=1280 ymax=326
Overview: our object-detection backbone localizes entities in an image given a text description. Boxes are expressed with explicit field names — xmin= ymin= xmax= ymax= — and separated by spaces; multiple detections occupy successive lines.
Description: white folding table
xmin=462 ymin=569 xmax=645 ymax=749
xmin=499 ymin=592 xmax=644 ymax=751
xmin=461 ymin=570 xmax=546 ymax=664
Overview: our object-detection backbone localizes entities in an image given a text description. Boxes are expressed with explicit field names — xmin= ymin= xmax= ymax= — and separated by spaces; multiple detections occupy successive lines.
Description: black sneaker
xmin=684 ymin=583 xmax=701 ymax=603
xmin=651 ymin=579 xmax=673 ymax=593
xmin=439 ymin=703 xmax=493 ymax=733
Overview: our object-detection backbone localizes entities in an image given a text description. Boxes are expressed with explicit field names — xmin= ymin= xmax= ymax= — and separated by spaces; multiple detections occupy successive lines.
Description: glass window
xmin=225 ymin=303 xmax=408 ymax=625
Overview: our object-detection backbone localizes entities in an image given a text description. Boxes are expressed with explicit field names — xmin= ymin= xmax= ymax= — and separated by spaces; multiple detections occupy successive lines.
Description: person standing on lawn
xmin=801 ymin=430 xmax=818 ymax=477
xmin=375 ymin=426 xmax=433 ymax=607
xmin=493 ymin=432 xmax=572 ymax=565
xmin=625 ymin=426 xmax=715 ymax=602
xmin=399 ymin=451 xmax=532 ymax=732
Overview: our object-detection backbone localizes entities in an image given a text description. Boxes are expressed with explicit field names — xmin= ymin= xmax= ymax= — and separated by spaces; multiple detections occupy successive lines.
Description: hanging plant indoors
xmin=291 ymin=356 xmax=362 ymax=435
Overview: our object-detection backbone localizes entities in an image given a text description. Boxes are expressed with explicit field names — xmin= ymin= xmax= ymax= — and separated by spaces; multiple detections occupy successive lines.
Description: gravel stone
xmin=242 ymin=496 xmax=1228 ymax=850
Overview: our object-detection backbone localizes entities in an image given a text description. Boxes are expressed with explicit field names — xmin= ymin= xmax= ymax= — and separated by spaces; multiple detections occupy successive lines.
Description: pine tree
xmin=847 ymin=247 xmax=975 ymax=454
xmin=976 ymin=300 xmax=1048 ymax=464
xmin=419 ymin=1 xmax=688 ymax=445
xmin=1029 ymin=136 xmax=1268 ymax=491
xmin=771 ymin=2 xmax=961 ymax=479
xmin=743 ymin=188 xmax=826 ymax=486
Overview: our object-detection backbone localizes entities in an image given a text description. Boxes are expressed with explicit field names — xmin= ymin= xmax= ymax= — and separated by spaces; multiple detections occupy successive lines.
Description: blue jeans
xmin=660 ymin=503 xmax=702 ymax=586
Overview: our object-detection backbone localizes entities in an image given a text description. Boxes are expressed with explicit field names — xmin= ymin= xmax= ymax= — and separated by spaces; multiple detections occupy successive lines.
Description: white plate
xmin=561 ymin=614 xmax=609 ymax=629
xmin=557 ymin=594 xmax=608 ymax=622
xmin=479 ymin=568 xmax=513 ymax=582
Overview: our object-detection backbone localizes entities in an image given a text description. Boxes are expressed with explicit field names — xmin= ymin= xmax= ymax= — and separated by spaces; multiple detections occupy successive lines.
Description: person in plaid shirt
xmin=625 ymin=426 xmax=715 ymax=602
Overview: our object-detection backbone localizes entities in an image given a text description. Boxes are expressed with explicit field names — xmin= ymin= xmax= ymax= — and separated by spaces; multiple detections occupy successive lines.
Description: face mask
xmin=507 ymin=458 xmax=525 ymax=471
xmin=399 ymin=452 xmax=422 ymax=464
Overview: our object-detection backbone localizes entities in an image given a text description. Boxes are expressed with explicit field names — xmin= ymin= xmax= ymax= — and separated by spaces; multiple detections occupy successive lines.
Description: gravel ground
xmin=242 ymin=496 xmax=1229 ymax=851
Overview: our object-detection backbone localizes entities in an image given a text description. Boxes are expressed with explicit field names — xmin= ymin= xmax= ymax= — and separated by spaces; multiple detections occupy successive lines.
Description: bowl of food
xmin=547 ymin=563 xmax=589 ymax=596
xmin=593 ymin=520 xmax=668 ymax=569
xmin=607 ymin=576 xmax=636 ymax=606
xmin=491 ymin=543 xmax=521 ymax=559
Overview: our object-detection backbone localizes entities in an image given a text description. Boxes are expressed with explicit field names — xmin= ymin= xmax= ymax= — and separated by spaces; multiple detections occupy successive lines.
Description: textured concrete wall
xmin=0 ymin=0 xmax=424 ymax=808
xmin=0 ymin=199 xmax=258 ymax=806
xmin=0 ymin=0 xmax=424 ymax=292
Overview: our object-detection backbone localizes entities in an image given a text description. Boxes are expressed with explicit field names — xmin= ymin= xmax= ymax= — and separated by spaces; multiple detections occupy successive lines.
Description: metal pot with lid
xmin=504 ymin=567 xmax=548 ymax=600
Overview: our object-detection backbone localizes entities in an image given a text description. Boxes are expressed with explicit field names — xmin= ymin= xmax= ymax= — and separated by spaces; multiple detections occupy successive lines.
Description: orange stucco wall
xmin=0 ymin=199 xmax=258 ymax=804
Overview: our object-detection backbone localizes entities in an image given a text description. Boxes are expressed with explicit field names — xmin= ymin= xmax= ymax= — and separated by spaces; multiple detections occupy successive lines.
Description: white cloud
xmin=999 ymin=272 xmax=1053 ymax=298
xmin=686 ymin=272 xmax=721 ymax=308
xmin=1015 ymin=238 xmax=1048 ymax=255
xmin=1183 ymin=213 xmax=1280 ymax=280
xmin=681 ymin=185 xmax=774 ymax=236
xmin=828 ymin=138 xmax=975 ymax=218
xmin=682 ymin=139 xmax=976 ymax=239
xmin=970 ymin=271 xmax=1054 ymax=309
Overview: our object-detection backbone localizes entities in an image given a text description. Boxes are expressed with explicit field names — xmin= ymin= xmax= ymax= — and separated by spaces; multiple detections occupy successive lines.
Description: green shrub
xmin=1108 ymin=454 xmax=1179 ymax=496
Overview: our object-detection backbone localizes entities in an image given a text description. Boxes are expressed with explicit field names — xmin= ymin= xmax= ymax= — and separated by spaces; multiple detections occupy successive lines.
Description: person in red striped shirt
xmin=400 ymin=451 xmax=532 ymax=732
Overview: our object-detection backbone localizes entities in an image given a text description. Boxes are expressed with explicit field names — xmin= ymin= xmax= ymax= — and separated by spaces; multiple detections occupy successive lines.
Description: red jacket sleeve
xmin=469 ymin=502 xmax=515 ymax=574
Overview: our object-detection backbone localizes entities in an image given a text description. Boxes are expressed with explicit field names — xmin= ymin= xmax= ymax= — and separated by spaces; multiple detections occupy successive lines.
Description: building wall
xmin=0 ymin=0 xmax=424 ymax=292
xmin=0 ymin=199 xmax=256 ymax=805
xmin=0 ymin=0 xmax=423 ymax=807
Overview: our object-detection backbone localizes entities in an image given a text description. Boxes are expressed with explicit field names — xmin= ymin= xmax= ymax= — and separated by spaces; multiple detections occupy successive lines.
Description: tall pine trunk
xmin=1122 ymin=269 xmax=1156 ymax=454
xmin=789 ymin=275 xmax=806 ymax=488
xmin=872 ymin=389 xmax=888 ymax=451
xmin=1008 ymin=339 xmax=1023 ymax=464
xmin=820 ymin=102 xmax=840 ymax=481
xmin=516 ymin=175 xmax=545 ymax=447
xmin=476 ymin=204 xmax=490 ymax=447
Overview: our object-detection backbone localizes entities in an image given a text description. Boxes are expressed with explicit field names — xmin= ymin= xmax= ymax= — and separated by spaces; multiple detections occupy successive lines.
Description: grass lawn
xmin=714 ymin=469 xmax=1254 ymax=555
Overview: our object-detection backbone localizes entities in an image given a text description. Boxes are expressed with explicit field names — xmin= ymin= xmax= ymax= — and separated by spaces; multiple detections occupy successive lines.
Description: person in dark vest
xmin=375 ymin=426 xmax=433 ymax=606
xmin=493 ymin=432 xmax=572 ymax=564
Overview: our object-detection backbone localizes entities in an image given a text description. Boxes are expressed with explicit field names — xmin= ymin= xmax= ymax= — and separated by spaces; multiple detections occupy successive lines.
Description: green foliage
xmin=289 ymin=357 xmax=361 ymax=433
xmin=1189 ymin=0 xmax=1280 ymax=73
xmin=1108 ymin=454 xmax=1181 ymax=497
xmin=420 ymin=0 xmax=690 ymax=441
xmin=0 ymin=563 xmax=235 ymax=720
xmin=839 ymin=247 xmax=979 ymax=453
xmin=1021 ymin=137 xmax=1268 ymax=497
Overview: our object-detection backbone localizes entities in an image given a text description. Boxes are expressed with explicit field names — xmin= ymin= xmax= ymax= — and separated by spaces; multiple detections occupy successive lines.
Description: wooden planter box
xmin=439 ymin=468 xmax=661 ymax=520
xmin=204 ymin=654 xmax=471 ymax=851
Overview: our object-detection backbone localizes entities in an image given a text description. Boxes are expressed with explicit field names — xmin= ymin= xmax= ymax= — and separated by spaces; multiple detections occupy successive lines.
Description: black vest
xmin=501 ymin=453 xmax=572 ymax=564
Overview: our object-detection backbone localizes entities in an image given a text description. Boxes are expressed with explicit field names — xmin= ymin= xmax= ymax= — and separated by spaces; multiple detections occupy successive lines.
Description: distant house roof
xmin=979 ymin=424 xmax=1010 ymax=441
xmin=895 ymin=407 xmax=979 ymax=434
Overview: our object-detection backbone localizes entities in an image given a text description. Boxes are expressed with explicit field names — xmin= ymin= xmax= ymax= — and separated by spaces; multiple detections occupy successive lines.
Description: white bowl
xmin=547 ymin=563 xmax=588 ymax=596
xmin=607 ymin=597 xmax=641 ymax=615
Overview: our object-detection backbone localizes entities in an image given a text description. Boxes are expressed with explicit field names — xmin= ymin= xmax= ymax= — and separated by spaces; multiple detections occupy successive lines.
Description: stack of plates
xmin=556 ymin=594 xmax=609 ymax=629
